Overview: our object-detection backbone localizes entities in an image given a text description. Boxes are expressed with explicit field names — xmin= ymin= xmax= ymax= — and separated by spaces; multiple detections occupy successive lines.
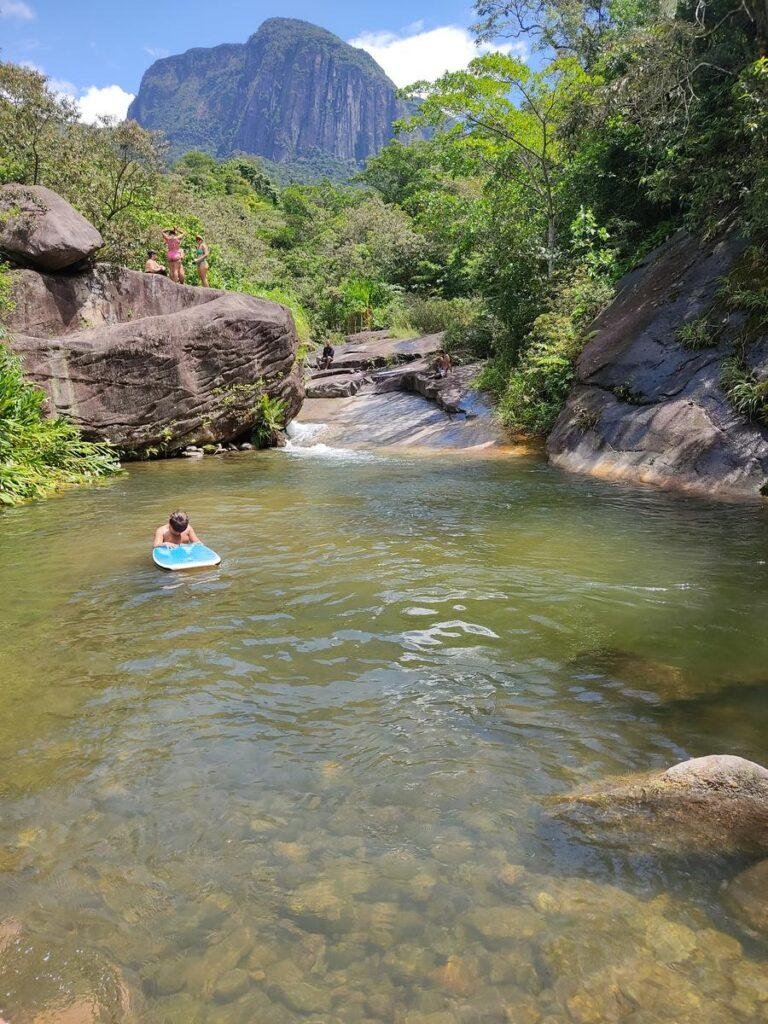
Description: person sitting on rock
xmin=317 ymin=341 xmax=335 ymax=370
xmin=434 ymin=351 xmax=453 ymax=378
xmin=162 ymin=227 xmax=185 ymax=284
xmin=144 ymin=250 xmax=167 ymax=276
xmin=153 ymin=510 xmax=201 ymax=549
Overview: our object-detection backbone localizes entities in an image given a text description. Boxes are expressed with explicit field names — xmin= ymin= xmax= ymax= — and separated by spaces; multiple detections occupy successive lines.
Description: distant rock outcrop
xmin=128 ymin=18 xmax=414 ymax=170
xmin=0 ymin=184 xmax=103 ymax=270
xmin=4 ymin=189 xmax=303 ymax=454
xmin=548 ymin=230 xmax=768 ymax=499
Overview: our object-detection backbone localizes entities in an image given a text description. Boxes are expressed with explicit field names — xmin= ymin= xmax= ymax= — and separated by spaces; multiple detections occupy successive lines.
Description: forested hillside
xmin=1 ymin=0 xmax=767 ymax=501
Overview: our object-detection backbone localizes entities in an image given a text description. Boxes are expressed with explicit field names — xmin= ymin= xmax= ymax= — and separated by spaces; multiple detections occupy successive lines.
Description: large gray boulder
xmin=548 ymin=230 xmax=768 ymax=499
xmin=0 ymin=184 xmax=103 ymax=270
xmin=7 ymin=265 xmax=304 ymax=455
xmin=550 ymin=754 xmax=768 ymax=855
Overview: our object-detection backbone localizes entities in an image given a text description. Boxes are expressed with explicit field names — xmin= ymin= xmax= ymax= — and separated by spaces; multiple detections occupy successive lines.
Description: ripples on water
xmin=0 ymin=450 xmax=767 ymax=1022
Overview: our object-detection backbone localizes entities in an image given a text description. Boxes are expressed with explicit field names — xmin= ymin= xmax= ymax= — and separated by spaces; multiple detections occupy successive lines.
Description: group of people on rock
xmin=145 ymin=227 xmax=210 ymax=287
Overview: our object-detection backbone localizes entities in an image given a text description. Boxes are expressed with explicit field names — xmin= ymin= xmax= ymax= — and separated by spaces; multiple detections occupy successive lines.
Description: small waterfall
xmin=283 ymin=420 xmax=375 ymax=461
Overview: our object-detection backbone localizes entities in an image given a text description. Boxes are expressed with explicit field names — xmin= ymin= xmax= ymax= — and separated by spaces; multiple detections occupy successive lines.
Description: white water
xmin=283 ymin=419 xmax=377 ymax=462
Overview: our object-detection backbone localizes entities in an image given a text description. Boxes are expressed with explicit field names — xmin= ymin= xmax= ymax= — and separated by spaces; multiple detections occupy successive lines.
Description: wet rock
xmin=0 ymin=916 xmax=22 ymax=951
xmin=185 ymin=927 xmax=254 ymax=995
xmin=644 ymin=917 xmax=697 ymax=963
xmin=0 ymin=184 xmax=103 ymax=270
xmin=239 ymin=443 xmax=254 ymax=450
xmin=433 ymin=954 xmax=479 ymax=997
xmin=501 ymin=994 xmax=543 ymax=1024
xmin=267 ymin=959 xmax=331 ymax=1014
xmin=287 ymin=879 xmax=352 ymax=932
xmin=551 ymin=754 xmax=768 ymax=854
xmin=212 ymin=967 xmax=250 ymax=1003
xmin=141 ymin=960 xmax=186 ymax=997
xmin=724 ymin=857 xmax=768 ymax=938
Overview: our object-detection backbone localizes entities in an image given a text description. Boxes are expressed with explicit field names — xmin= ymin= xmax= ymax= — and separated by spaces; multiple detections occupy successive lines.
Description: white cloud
xmin=0 ymin=1 xmax=35 ymax=20
xmin=16 ymin=60 xmax=134 ymax=122
xmin=349 ymin=24 xmax=526 ymax=89
xmin=76 ymin=84 xmax=134 ymax=123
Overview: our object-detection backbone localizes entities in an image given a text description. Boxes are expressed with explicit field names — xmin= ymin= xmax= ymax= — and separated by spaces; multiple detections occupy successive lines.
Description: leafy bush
xmin=498 ymin=313 xmax=580 ymax=434
xmin=0 ymin=345 xmax=119 ymax=505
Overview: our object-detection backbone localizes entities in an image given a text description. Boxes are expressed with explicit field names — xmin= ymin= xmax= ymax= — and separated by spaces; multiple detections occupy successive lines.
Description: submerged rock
xmin=0 ymin=184 xmax=102 ymax=270
xmin=724 ymin=858 xmax=768 ymax=938
xmin=551 ymin=754 xmax=768 ymax=854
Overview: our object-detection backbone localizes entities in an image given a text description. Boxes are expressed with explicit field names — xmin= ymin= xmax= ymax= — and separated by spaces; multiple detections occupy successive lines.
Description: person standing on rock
xmin=162 ymin=227 xmax=185 ymax=284
xmin=435 ymin=351 xmax=453 ymax=378
xmin=193 ymin=235 xmax=210 ymax=288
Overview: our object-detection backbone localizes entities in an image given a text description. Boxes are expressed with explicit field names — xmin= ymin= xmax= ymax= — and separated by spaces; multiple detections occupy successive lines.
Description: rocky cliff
xmin=548 ymin=230 xmax=768 ymax=499
xmin=1 ymin=184 xmax=303 ymax=455
xmin=128 ymin=18 xmax=411 ymax=170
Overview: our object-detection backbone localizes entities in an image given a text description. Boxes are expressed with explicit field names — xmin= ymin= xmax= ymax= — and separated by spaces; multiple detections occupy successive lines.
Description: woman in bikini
xmin=194 ymin=235 xmax=210 ymax=288
xmin=162 ymin=227 xmax=185 ymax=284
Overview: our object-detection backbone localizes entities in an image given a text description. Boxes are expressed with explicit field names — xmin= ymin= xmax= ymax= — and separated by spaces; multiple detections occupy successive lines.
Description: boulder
xmin=548 ymin=230 xmax=768 ymax=499
xmin=724 ymin=858 xmax=768 ymax=938
xmin=0 ymin=184 xmax=103 ymax=271
xmin=306 ymin=371 xmax=367 ymax=398
xmin=550 ymin=754 xmax=768 ymax=855
xmin=7 ymin=264 xmax=303 ymax=455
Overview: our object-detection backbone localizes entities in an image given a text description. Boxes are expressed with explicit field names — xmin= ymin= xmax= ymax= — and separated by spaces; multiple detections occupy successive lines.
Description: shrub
xmin=0 ymin=344 xmax=120 ymax=505
xmin=498 ymin=313 xmax=580 ymax=435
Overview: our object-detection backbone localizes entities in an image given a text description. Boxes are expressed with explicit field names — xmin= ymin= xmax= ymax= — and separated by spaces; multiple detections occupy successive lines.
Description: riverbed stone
xmin=724 ymin=857 xmax=768 ymax=938
xmin=141 ymin=960 xmax=186 ymax=997
xmin=465 ymin=905 xmax=545 ymax=946
xmin=266 ymin=958 xmax=332 ymax=1014
xmin=212 ymin=967 xmax=250 ymax=1003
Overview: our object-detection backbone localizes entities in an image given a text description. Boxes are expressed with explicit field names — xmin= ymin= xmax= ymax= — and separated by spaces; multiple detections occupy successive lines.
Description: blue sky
xmin=0 ymin=0 xmax=525 ymax=121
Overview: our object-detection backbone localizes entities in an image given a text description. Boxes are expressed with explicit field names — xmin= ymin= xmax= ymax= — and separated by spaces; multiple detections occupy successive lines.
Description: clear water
xmin=0 ymin=448 xmax=767 ymax=1023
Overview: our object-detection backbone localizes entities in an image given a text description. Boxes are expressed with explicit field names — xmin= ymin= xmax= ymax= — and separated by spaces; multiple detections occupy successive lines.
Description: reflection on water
xmin=0 ymin=451 xmax=767 ymax=1022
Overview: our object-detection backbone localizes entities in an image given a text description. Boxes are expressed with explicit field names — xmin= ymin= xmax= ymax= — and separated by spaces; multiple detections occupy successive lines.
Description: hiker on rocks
xmin=194 ymin=235 xmax=210 ymax=288
xmin=144 ymin=251 xmax=167 ymax=276
xmin=318 ymin=341 xmax=335 ymax=370
xmin=162 ymin=227 xmax=185 ymax=284
xmin=153 ymin=510 xmax=201 ymax=548
xmin=435 ymin=351 xmax=453 ymax=379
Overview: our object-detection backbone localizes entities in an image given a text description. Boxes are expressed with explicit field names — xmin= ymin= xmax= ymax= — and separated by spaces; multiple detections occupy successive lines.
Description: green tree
xmin=0 ymin=63 xmax=78 ymax=185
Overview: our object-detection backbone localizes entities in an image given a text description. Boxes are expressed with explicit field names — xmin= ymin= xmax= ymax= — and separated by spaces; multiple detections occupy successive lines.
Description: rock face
xmin=128 ymin=18 xmax=414 ymax=170
xmin=0 ymin=184 xmax=103 ymax=270
xmin=8 ymin=265 xmax=303 ymax=454
xmin=548 ymin=230 xmax=768 ymax=499
xmin=551 ymin=754 xmax=768 ymax=855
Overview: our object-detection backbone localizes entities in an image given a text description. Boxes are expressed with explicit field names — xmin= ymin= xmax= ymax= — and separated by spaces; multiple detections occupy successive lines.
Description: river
xmin=0 ymin=443 xmax=767 ymax=1022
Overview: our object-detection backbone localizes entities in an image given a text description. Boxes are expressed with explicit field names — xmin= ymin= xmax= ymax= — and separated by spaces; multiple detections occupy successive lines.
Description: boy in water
xmin=153 ymin=510 xmax=201 ymax=548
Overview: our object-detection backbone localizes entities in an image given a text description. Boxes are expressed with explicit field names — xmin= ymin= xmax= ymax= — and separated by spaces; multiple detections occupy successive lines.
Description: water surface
xmin=0 ymin=448 xmax=767 ymax=1022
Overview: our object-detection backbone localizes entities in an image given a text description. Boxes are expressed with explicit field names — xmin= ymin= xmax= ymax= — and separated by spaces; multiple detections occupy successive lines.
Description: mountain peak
xmin=128 ymin=19 xmax=404 ymax=171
